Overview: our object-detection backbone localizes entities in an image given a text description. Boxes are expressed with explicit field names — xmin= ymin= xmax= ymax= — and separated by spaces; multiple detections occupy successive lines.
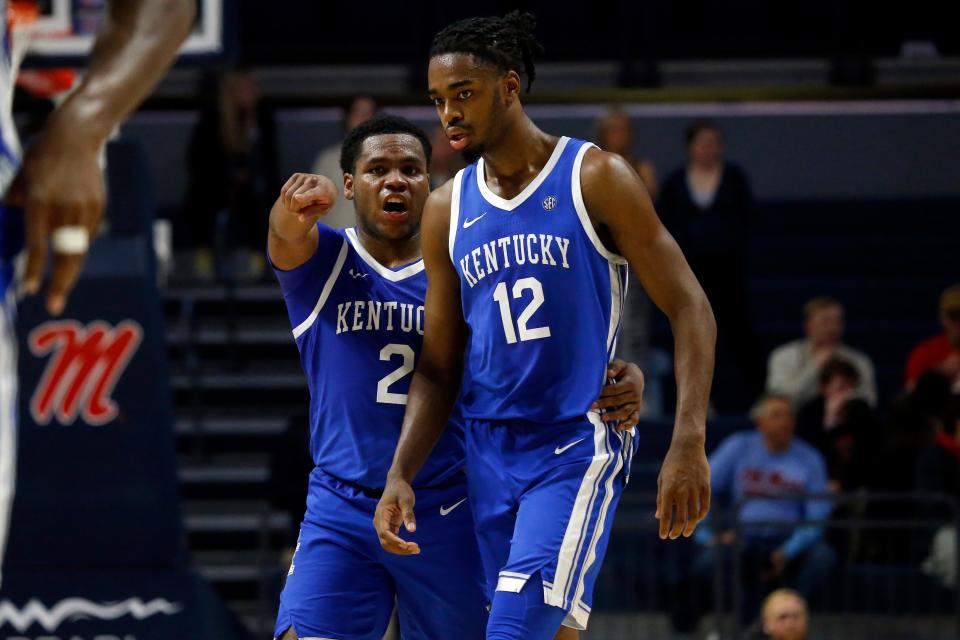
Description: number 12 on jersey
xmin=493 ymin=277 xmax=552 ymax=344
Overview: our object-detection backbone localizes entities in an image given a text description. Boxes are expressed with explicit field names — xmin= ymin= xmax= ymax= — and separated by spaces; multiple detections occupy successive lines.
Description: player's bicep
xmin=582 ymin=151 xmax=707 ymax=318
xmin=418 ymin=187 xmax=467 ymax=376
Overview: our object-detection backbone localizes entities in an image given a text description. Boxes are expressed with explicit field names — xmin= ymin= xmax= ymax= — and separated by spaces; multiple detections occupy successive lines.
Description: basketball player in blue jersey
xmin=375 ymin=12 xmax=717 ymax=640
xmin=268 ymin=115 xmax=647 ymax=640
xmin=0 ymin=0 xmax=194 ymax=588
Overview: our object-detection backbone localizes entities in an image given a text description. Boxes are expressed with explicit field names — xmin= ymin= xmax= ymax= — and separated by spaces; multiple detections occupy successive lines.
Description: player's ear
xmin=503 ymin=71 xmax=521 ymax=105
xmin=343 ymin=173 xmax=355 ymax=200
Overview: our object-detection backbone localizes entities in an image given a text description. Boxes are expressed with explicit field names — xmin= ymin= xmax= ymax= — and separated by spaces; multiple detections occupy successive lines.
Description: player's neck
xmin=355 ymin=227 xmax=422 ymax=268
xmin=480 ymin=115 xmax=557 ymax=191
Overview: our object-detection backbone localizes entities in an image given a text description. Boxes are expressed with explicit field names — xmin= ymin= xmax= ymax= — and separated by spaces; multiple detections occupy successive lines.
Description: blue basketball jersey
xmin=272 ymin=225 xmax=464 ymax=489
xmin=449 ymin=136 xmax=629 ymax=423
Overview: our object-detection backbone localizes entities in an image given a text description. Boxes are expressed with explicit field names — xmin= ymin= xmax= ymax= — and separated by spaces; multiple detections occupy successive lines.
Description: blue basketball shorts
xmin=465 ymin=412 xmax=635 ymax=633
xmin=274 ymin=468 xmax=487 ymax=639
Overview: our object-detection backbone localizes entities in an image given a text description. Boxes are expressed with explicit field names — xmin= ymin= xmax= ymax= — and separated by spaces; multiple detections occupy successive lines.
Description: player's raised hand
xmin=374 ymin=477 xmax=420 ymax=556
xmin=279 ymin=172 xmax=337 ymax=222
xmin=656 ymin=434 xmax=710 ymax=540
xmin=7 ymin=120 xmax=106 ymax=316
xmin=592 ymin=359 xmax=644 ymax=430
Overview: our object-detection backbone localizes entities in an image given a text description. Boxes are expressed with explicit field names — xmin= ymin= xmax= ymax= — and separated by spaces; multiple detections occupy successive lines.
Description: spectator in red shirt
xmin=906 ymin=284 xmax=960 ymax=392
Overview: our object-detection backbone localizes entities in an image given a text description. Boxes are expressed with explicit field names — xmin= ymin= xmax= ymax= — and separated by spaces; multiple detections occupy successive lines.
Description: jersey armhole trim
xmin=571 ymin=142 xmax=628 ymax=266
xmin=292 ymin=238 xmax=348 ymax=339
xmin=448 ymin=169 xmax=464 ymax=263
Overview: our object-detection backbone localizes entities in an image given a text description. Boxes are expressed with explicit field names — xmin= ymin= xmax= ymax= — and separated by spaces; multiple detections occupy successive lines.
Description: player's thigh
xmin=388 ymin=483 xmax=488 ymax=639
xmin=503 ymin=427 xmax=626 ymax=631
xmin=275 ymin=521 xmax=394 ymax=640
xmin=465 ymin=423 xmax=518 ymax=602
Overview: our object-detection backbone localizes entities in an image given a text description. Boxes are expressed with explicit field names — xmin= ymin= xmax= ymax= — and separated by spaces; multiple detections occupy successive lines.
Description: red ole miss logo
xmin=28 ymin=320 xmax=143 ymax=426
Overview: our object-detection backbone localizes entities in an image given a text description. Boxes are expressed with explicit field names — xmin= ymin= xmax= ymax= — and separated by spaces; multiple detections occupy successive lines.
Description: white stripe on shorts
xmin=0 ymin=293 xmax=18 ymax=589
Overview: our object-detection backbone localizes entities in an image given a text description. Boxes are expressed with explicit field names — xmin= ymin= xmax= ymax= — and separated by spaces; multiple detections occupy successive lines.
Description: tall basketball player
xmin=375 ymin=12 xmax=716 ymax=639
xmin=268 ymin=115 xmax=646 ymax=639
xmin=0 ymin=0 xmax=194 ymax=587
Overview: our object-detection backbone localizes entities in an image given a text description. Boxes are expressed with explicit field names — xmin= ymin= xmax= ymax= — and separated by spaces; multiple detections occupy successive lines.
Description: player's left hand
xmin=7 ymin=117 xmax=105 ymax=316
xmin=592 ymin=359 xmax=644 ymax=430
xmin=656 ymin=432 xmax=710 ymax=540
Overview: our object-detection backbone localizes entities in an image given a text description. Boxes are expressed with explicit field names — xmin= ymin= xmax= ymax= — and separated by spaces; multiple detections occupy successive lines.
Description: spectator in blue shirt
xmin=671 ymin=394 xmax=836 ymax=631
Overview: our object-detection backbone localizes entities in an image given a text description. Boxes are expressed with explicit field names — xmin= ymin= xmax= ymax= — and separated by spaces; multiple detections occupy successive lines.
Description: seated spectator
xmin=761 ymin=589 xmax=809 ymax=640
xmin=796 ymin=357 xmax=881 ymax=491
xmin=180 ymin=68 xmax=278 ymax=281
xmin=906 ymin=284 xmax=960 ymax=393
xmin=595 ymin=107 xmax=658 ymax=200
xmin=311 ymin=95 xmax=378 ymax=228
xmin=916 ymin=395 xmax=960 ymax=503
xmin=767 ymin=297 xmax=877 ymax=408
xmin=671 ymin=395 xmax=834 ymax=630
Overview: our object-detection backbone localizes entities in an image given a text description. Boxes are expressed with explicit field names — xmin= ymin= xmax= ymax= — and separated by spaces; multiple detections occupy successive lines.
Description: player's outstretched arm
xmin=580 ymin=148 xmax=716 ymax=541
xmin=11 ymin=0 xmax=195 ymax=315
xmin=267 ymin=173 xmax=337 ymax=270
xmin=375 ymin=180 xmax=468 ymax=556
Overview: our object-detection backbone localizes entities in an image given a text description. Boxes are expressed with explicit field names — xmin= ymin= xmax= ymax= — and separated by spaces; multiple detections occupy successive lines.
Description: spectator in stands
xmin=674 ymin=394 xmax=834 ymax=629
xmin=310 ymin=95 xmax=378 ymax=228
xmin=916 ymin=395 xmax=960 ymax=504
xmin=595 ymin=107 xmax=658 ymax=200
xmin=181 ymin=68 xmax=278 ymax=281
xmin=427 ymin=125 xmax=465 ymax=189
xmin=659 ymin=119 xmax=759 ymax=411
xmin=767 ymin=297 xmax=877 ymax=408
xmin=595 ymin=107 xmax=663 ymax=413
xmin=906 ymin=284 xmax=960 ymax=393
xmin=796 ymin=357 xmax=881 ymax=491
xmin=761 ymin=589 xmax=809 ymax=640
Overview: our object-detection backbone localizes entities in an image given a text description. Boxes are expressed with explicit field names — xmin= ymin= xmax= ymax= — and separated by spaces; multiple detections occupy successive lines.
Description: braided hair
xmin=430 ymin=11 xmax=544 ymax=93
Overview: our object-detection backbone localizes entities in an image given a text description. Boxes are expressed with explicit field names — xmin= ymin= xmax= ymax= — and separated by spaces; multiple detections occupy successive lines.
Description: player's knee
xmin=278 ymin=626 xmax=299 ymax=640
xmin=487 ymin=572 xmax=568 ymax=640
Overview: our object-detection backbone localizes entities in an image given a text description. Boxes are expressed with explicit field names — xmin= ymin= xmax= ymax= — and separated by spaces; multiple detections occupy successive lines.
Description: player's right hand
xmin=374 ymin=477 xmax=420 ymax=555
xmin=279 ymin=173 xmax=337 ymax=222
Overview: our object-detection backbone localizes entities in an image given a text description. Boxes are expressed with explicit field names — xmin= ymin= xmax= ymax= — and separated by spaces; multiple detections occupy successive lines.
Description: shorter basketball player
xmin=268 ymin=115 xmax=646 ymax=639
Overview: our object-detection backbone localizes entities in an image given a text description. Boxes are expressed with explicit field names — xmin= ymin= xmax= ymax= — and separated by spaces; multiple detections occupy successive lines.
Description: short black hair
xmin=430 ymin=11 xmax=544 ymax=93
xmin=339 ymin=114 xmax=432 ymax=174
xmin=685 ymin=119 xmax=722 ymax=147
xmin=819 ymin=357 xmax=860 ymax=387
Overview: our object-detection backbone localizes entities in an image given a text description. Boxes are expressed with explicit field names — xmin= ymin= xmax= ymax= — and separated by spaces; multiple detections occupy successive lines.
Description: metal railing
xmin=589 ymin=490 xmax=960 ymax=640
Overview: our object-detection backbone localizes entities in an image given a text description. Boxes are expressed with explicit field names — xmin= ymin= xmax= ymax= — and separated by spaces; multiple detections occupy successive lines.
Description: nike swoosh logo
xmin=462 ymin=213 xmax=487 ymax=229
xmin=555 ymin=438 xmax=586 ymax=455
xmin=440 ymin=498 xmax=467 ymax=516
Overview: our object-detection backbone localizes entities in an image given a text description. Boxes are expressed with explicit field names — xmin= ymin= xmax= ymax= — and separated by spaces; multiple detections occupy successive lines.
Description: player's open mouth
xmin=382 ymin=197 xmax=409 ymax=220
xmin=448 ymin=131 xmax=470 ymax=150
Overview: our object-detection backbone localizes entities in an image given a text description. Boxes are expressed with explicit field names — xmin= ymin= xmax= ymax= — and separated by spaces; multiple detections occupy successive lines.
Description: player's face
xmin=763 ymin=594 xmax=808 ymax=640
xmin=344 ymin=133 xmax=430 ymax=243
xmin=428 ymin=54 xmax=510 ymax=163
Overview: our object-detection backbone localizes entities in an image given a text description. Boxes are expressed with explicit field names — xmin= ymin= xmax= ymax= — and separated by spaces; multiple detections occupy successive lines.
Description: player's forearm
xmin=668 ymin=294 xmax=716 ymax=441
xmin=387 ymin=365 xmax=461 ymax=483
xmin=52 ymin=0 xmax=194 ymax=145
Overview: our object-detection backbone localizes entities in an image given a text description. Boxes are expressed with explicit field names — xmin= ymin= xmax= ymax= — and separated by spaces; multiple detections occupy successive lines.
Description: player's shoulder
xmin=578 ymin=147 xmax=645 ymax=197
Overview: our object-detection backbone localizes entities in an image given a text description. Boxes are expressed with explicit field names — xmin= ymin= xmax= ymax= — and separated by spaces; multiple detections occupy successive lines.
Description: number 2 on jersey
xmin=493 ymin=277 xmax=552 ymax=344
xmin=377 ymin=343 xmax=415 ymax=405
